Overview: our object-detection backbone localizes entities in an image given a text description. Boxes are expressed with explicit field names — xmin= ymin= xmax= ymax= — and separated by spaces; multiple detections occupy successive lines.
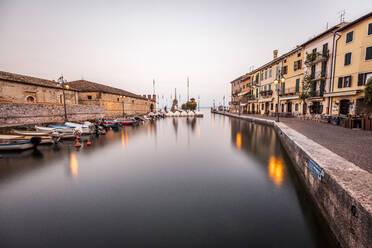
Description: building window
xmin=269 ymin=68 xmax=272 ymax=78
xmin=365 ymin=46 xmax=372 ymax=61
xmin=117 ymin=98 xmax=120 ymax=101
xmin=261 ymin=72 xmax=264 ymax=80
xmin=26 ymin=96 xmax=35 ymax=103
xmin=338 ymin=76 xmax=352 ymax=88
xmin=346 ymin=31 xmax=353 ymax=43
xmin=265 ymin=70 xmax=267 ymax=80
xmin=87 ymin=95 xmax=92 ymax=100
xmin=294 ymin=60 xmax=302 ymax=71
xmin=358 ymin=72 xmax=372 ymax=86
xmin=295 ymin=78 xmax=300 ymax=92
xmin=132 ymin=100 xmax=135 ymax=103
xmin=295 ymin=103 xmax=299 ymax=111
xmin=261 ymin=104 xmax=264 ymax=110
xmin=344 ymin=52 xmax=352 ymax=66
xmin=368 ymin=23 xmax=372 ymax=35
xmin=297 ymin=52 xmax=301 ymax=57
xmin=322 ymin=43 xmax=328 ymax=55
xmin=282 ymin=66 xmax=288 ymax=75
xmin=312 ymin=48 xmax=317 ymax=53
xmin=283 ymin=59 xmax=287 ymax=63
xmin=271 ymin=103 xmax=273 ymax=110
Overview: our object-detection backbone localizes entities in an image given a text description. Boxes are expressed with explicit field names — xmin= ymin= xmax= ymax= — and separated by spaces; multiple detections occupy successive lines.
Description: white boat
xmin=35 ymin=126 xmax=76 ymax=134
xmin=65 ymin=122 xmax=91 ymax=134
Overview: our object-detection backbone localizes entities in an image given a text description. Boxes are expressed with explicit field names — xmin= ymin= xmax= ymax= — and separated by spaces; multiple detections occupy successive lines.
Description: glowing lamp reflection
xmin=268 ymin=156 xmax=284 ymax=186
xmin=70 ymin=152 xmax=78 ymax=177
xmin=236 ymin=132 xmax=242 ymax=150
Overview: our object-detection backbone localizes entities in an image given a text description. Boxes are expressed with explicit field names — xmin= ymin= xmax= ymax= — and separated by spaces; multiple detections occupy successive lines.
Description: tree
xmin=181 ymin=98 xmax=197 ymax=110
xmin=365 ymin=77 xmax=372 ymax=103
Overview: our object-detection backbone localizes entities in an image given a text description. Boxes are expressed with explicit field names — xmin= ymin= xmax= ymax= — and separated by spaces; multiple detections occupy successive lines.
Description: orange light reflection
xmin=70 ymin=152 xmax=78 ymax=178
xmin=236 ymin=132 xmax=242 ymax=150
xmin=121 ymin=130 xmax=128 ymax=148
xmin=268 ymin=156 xmax=284 ymax=186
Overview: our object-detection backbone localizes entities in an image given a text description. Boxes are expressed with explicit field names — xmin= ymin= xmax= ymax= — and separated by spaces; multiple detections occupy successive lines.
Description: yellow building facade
xmin=328 ymin=13 xmax=372 ymax=116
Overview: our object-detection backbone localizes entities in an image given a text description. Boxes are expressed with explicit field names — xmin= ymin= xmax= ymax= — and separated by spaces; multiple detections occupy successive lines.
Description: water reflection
xmin=236 ymin=132 xmax=242 ymax=150
xmin=268 ymin=156 xmax=284 ymax=186
xmin=121 ymin=130 xmax=128 ymax=148
xmin=69 ymin=152 xmax=78 ymax=178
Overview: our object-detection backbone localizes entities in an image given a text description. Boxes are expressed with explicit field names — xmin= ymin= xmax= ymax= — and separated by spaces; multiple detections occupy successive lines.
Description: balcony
xmin=305 ymin=50 xmax=329 ymax=66
xmin=278 ymin=87 xmax=300 ymax=96
xmin=308 ymin=90 xmax=325 ymax=98
xmin=260 ymin=90 xmax=273 ymax=97
xmin=310 ymin=71 xmax=327 ymax=81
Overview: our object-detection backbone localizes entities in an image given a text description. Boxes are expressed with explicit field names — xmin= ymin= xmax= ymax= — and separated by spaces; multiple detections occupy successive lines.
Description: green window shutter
xmin=338 ymin=77 xmax=343 ymax=88
xmin=295 ymin=79 xmax=300 ymax=92
xmin=358 ymin=73 xmax=364 ymax=86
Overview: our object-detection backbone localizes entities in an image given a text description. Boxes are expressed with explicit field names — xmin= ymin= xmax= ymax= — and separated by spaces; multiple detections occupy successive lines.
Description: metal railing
xmin=278 ymin=87 xmax=300 ymax=96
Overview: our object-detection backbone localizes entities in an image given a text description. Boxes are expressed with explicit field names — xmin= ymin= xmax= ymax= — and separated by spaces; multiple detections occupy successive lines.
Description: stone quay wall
xmin=0 ymin=102 xmax=105 ymax=126
xmin=215 ymin=111 xmax=372 ymax=248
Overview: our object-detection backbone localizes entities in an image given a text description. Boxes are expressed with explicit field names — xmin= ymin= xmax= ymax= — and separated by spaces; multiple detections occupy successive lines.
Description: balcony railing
xmin=260 ymin=90 xmax=273 ymax=97
xmin=310 ymin=71 xmax=327 ymax=81
xmin=309 ymin=90 xmax=325 ymax=98
xmin=278 ymin=87 xmax=300 ymax=96
xmin=305 ymin=50 xmax=329 ymax=66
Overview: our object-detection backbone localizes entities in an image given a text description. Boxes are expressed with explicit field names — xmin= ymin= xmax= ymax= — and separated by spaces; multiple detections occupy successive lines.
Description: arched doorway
xmin=26 ymin=96 xmax=35 ymax=103
xmin=150 ymin=103 xmax=154 ymax=112
xmin=339 ymin=99 xmax=350 ymax=115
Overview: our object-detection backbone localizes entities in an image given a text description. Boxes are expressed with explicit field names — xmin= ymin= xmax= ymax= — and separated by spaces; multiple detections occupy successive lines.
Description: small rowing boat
xmin=0 ymin=134 xmax=55 ymax=145
xmin=0 ymin=136 xmax=41 ymax=151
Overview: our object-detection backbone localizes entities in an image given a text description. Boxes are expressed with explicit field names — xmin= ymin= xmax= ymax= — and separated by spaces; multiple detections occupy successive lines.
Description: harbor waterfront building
xmin=327 ymin=12 xmax=372 ymax=116
xmin=0 ymin=71 xmax=79 ymax=105
xmin=0 ymin=71 xmax=155 ymax=120
xmin=229 ymin=11 xmax=372 ymax=121
xmin=301 ymin=23 xmax=346 ymax=115
xmin=67 ymin=80 xmax=155 ymax=117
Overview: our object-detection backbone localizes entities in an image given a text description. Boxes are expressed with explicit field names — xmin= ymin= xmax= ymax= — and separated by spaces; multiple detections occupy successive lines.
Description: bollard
xmin=75 ymin=135 xmax=82 ymax=147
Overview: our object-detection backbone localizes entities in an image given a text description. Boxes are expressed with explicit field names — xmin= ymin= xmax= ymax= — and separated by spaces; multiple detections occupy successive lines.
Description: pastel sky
xmin=0 ymin=0 xmax=371 ymax=107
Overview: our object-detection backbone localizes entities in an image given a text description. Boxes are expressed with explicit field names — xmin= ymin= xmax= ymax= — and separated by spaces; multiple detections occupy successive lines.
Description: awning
xmin=240 ymin=103 xmax=247 ymax=106
xmin=324 ymin=90 xmax=359 ymax=97
xmin=238 ymin=91 xmax=250 ymax=96
xmin=279 ymin=96 xmax=299 ymax=101
xmin=258 ymin=98 xmax=273 ymax=103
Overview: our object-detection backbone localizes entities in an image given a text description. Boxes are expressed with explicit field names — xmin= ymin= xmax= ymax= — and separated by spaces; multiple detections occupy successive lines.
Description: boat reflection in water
xmin=268 ymin=155 xmax=285 ymax=186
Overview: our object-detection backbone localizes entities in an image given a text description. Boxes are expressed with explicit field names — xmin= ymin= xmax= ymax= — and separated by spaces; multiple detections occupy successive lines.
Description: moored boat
xmin=0 ymin=136 xmax=41 ymax=151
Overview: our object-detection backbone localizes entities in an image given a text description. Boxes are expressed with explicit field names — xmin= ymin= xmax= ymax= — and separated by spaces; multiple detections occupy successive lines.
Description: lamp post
xmin=274 ymin=77 xmax=285 ymax=122
xmin=121 ymin=95 xmax=126 ymax=118
xmin=58 ymin=75 xmax=69 ymax=122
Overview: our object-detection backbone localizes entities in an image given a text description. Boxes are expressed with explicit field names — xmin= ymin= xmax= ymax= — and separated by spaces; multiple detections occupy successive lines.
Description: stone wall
xmin=0 ymin=80 xmax=78 ymax=105
xmin=216 ymin=111 xmax=372 ymax=248
xmin=0 ymin=102 xmax=104 ymax=126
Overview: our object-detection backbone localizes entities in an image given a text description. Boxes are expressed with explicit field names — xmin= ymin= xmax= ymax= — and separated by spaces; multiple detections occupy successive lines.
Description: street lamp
xmin=58 ymin=76 xmax=69 ymax=122
xmin=274 ymin=77 xmax=285 ymax=122
xmin=120 ymin=95 xmax=126 ymax=118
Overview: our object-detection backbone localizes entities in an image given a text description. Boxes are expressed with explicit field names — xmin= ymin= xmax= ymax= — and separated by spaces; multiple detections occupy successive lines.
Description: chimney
xmin=273 ymin=50 xmax=278 ymax=59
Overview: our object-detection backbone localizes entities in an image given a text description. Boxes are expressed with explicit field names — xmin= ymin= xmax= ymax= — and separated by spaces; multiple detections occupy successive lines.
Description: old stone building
xmin=0 ymin=71 xmax=78 ymax=104
xmin=67 ymin=80 xmax=155 ymax=117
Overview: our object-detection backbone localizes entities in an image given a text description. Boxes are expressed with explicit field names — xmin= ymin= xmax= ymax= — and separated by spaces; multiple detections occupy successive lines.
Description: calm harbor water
xmin=0 ymin=111 xmax=337 ymax=247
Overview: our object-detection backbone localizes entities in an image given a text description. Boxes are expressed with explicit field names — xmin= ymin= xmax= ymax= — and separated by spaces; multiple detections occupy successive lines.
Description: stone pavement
xmin=238 ymin=113 xmax=372 ymax=173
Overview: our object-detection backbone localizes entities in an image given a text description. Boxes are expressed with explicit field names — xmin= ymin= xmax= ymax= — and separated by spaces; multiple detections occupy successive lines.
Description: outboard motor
xmin=30 ymin=136 xmax=42 ymax=147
